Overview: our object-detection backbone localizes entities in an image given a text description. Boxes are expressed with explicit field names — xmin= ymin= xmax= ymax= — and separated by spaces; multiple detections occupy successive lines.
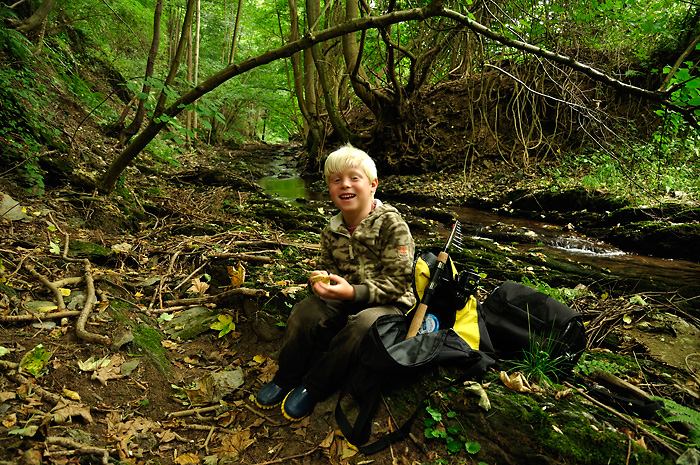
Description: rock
xmin=163 ymin=306 xmax=220 ymax=340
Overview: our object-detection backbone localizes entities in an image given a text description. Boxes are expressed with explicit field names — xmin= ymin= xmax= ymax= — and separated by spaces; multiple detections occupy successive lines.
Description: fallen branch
xmin=565 ymin=382 xmax=682 ymax=457
xmin=25 ymin=263 xmax=67 ymax=311
xmin=205 ymin=252 xmax=274 ymax=263
xmin=0 ymin=362 xmax=63 ymax=405
xmin=148 ymin=248 xmax=182 ymax=312
xmin=167 ymin=405 xmax=221 ymax=418
xmin=45 ymin=436 xmax=115 ymax=463
xmin=0 ymin=310 xmax=80 ymax=323
xmin=163 ymin=287 xmax=266 ymax=307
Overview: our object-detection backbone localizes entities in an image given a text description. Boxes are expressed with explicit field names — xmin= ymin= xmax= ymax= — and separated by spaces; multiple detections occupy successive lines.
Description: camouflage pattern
xmin=316 ymin=200 xmax=416 ymax=311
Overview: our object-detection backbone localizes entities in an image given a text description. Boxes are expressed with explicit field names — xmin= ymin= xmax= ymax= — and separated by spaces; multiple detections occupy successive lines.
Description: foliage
xmin=520 ymin=276 xmax=588 ymax=304
xmin=423 ymin=402 xmax=482 ymax=455
xmin=573 ymin=352 xmax=627 ymax=377
xmin=652 ymin=396 xmax=700 ymax=447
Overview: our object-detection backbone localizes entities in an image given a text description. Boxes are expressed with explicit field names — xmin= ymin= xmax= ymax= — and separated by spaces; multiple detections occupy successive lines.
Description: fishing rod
xmin=406 ymin=220 xmax=463 ymax=339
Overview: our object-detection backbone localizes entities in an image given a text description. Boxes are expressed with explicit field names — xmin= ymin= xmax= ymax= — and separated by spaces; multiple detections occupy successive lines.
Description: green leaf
xmin=21 ymin=344 xmax=51 ymax=377
xmin=447 ymin=438 xmax=463 ymax=453
xmin=465 ymin=441 xmax=482 ymax=454
xmin=49 ymin=240 xmax=61 ymax=254
xmin=210 ymin=314 xmax=235 ymax=338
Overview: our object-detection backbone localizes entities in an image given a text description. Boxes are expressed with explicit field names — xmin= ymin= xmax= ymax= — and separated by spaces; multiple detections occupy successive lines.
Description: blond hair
xmin=324 ymin=144 xmax=378 ymax=185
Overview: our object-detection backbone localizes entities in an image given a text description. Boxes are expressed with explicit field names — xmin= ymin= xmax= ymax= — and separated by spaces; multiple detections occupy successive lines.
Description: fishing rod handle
xmin=405 ymin=251 xmax=450 ymax=339
xmin=406 ymin=302 xmax=428 ymax=339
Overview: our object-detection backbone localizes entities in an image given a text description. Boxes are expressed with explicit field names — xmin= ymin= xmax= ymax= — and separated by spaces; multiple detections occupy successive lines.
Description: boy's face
xmin=328 ymin=166 xmax=378 ymax=218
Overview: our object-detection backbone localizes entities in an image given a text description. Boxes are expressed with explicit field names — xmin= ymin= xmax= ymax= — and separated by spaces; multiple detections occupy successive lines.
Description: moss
xmin=108 ymin=304 xmax=171 ymax=378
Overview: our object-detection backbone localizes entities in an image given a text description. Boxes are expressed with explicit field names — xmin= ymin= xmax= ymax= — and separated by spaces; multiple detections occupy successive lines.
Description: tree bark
xmin=119 ymin=0 xmax=163 ymax=145
xmin=228 ymin=0 xmax=244 ymax=65
xmin=154 ymin=0 xmax=196 ymax=119
xmin=6 ymin=0 xmax=55 ymax=35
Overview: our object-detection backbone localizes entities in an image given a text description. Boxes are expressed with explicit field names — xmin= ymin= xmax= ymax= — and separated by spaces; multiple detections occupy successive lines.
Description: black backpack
xmin=334 ymin=248 xmax=495 ymax=454
xmin=480 ymin=281 xmax=586 ymax=369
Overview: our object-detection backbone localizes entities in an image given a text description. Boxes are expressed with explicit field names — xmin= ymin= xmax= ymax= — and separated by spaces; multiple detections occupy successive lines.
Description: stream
xmin=257 ymin=166 xmax=700 ymax=289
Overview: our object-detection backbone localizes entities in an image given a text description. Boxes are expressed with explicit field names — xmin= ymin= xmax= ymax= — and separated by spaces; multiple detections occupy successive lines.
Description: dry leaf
xmin=228 ymin=262 xmax=245 ymax=288
xmin=91 ymin=353 xmax=126 ymax=386
xmin=500 ymin=371 xmax=533 ymax=393
xmin=2 ymin=413 xmax=17 ymax=428
xmin=51 ymin=400 xmax=93 ymax=424
xmin=174 ymin=452 xmax=200 ymax=464
xmin=62 ymin=388 xmax=81 ymax=401
xmin=187 ymin=277 xmax=210 ymax=295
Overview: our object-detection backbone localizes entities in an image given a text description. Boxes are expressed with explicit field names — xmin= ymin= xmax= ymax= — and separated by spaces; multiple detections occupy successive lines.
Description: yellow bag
xmin=408 ymin=247 xmax=493 ymax=352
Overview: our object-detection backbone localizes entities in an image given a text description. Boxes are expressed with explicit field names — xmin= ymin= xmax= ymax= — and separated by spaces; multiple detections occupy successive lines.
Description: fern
xmin=652 ymin=396 xmax=700 ymax=447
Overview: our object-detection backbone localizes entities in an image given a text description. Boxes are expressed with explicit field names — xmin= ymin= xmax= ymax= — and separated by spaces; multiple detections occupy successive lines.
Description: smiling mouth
xmin=339 ymin=194 xmax=355 ymax=199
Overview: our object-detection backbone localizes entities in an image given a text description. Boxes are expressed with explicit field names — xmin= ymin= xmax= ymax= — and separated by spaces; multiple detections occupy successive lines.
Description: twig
xmin=205 ymin=252 xmax=274 ymax=263
xmin=242 ymin=403 xmax=283 ymax=426
xmin=168 ymin=405 xmax=221 ymax=418
xmin=45 ymin=437 xmax=115 ymax=461
xmin=148 ymin=249 xmax=182 ymax=313
xmin=148 ymin=303 xmax=216 ymax=314
xmin=249 ymin=446 xmax=319 ymax=465
xmin=0 ymin=310 xmax=80 ymax=323
xmin=173 ymin=260 xmax=210 ymax=291
xmin=203 ymin=425 xmax=216 ymax=454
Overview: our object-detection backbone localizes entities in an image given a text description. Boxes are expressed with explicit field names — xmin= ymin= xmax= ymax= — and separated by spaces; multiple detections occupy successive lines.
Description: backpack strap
xmin=334 ymin=349 xmax=493 ymax=455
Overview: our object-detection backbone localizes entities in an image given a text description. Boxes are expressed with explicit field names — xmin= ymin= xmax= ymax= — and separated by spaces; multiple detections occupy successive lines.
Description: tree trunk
xmin=288 ymin=0 xmax=311 ymax=135
xmin=186 ymin=12 xmax=193 ymax=142
xmin=119 ymin=0 xmax=164 ymax=145
xmin=154 ymin=0 xmax=196 ymax=118
xmin=228 ymin=0 xmax=244 ymax=65
xmin=7 ymin=0 xmax=56 ymax=35
xmin=307 ymin=6 xmax=354 ymax=144
xmin=193 ymin=0 xmax=201 ymax=137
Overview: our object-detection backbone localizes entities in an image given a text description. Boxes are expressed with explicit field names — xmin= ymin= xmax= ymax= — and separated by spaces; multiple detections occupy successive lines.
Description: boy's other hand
xmin=311 ymin=273 xmax=354 ymax=300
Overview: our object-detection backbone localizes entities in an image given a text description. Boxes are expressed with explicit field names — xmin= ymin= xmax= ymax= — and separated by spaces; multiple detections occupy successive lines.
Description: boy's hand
xmin=310 ymin=272 xmax=354 ymax=300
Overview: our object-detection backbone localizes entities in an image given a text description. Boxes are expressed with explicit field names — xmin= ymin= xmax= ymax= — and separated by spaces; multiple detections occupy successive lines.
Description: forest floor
xmin=1 ymin=140 xmax=700 ymax=465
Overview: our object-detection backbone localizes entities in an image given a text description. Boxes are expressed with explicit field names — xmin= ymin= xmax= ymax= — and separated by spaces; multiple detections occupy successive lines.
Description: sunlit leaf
xmin=20 ymin=345 xmax=51 ymax=377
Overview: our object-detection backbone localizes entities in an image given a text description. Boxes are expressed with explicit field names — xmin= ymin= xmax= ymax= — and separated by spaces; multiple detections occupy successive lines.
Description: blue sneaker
xmin=282 ymin=386 xmax=316 ymax=421
xmin=255 ymin=381 xmax=290 ymax=409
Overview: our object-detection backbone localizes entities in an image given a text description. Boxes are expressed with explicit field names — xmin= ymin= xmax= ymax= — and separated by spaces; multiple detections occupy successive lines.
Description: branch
xmin=163 ymin=287 xmax=266 ymax=307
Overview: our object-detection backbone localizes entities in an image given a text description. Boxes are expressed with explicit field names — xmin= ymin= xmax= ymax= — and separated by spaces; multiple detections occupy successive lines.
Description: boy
xmin=255 ymin=144 xmax=416 ymax=421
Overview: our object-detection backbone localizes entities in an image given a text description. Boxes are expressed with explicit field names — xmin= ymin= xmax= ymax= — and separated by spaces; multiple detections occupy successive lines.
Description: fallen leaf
xmin=187 ymin=277 xmax=210 ymax=295
xmin=174 ymin=452 xmax=200 ymax=464
xmin=78 ymin=356 xmax=110 ymax=372
xmin=91 ymin=353 xmax=126 ymax=386
xmin=62 ymin=388 xmax=81 ymax=401
xmin=228 ymin=262 xmax=245 ymax=288
xmin=500 ymin=371 xmax=536 ymax=393
xmin=51 ymin=400 xmax=93 ymax=424
xmin=2 ymin=413 xmax=17 ymax=428
xmin=20 ymin=345 xmax=51 ymax=377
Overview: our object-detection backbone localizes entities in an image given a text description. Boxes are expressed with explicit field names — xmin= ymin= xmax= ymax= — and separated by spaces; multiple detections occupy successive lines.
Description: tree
xmin=6 ymin=0 xmax=56 ymax=35
xmin=119 ymin=0 xmax=164 ymax=145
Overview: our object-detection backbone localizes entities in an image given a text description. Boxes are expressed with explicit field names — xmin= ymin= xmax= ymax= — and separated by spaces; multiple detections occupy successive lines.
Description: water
xmin=257 ymin=170 xmax=700 ymax=288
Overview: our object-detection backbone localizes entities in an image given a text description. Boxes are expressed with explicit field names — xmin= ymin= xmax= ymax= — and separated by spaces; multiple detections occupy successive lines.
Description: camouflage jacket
xmin=316 ymin=200 xmax=416 ymax=312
